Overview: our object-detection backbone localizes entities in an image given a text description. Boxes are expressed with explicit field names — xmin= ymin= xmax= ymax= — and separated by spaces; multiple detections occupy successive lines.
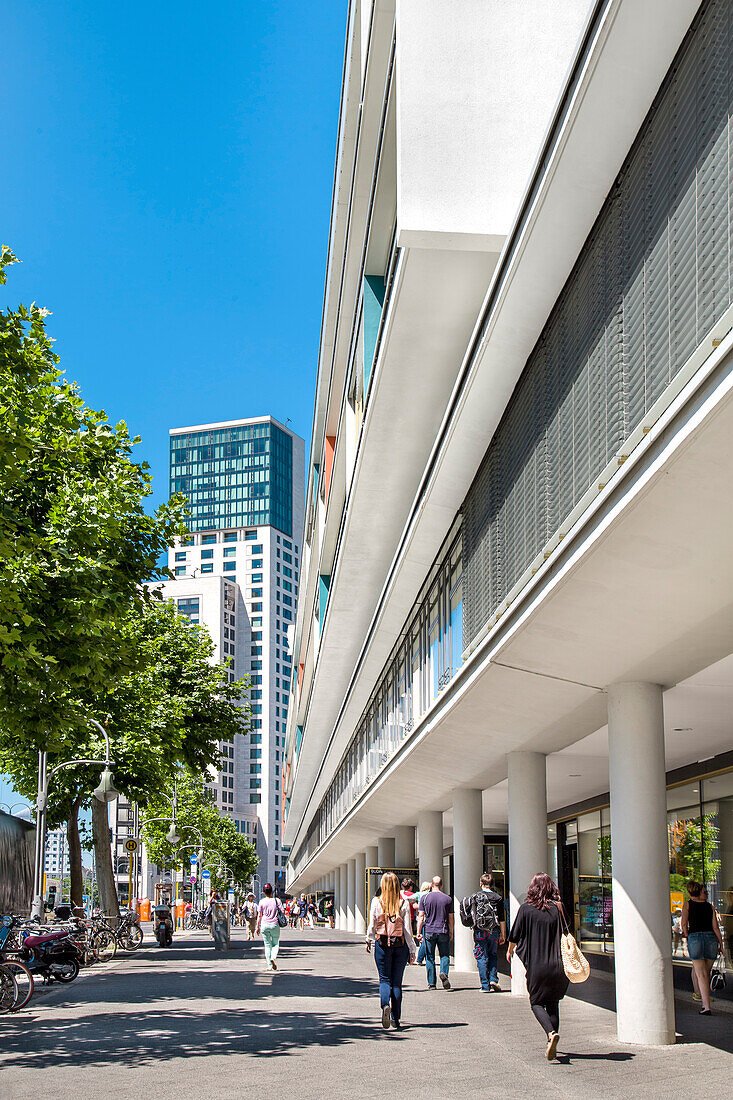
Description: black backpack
xmin=460 ymin=892 xmax=498 ymax=933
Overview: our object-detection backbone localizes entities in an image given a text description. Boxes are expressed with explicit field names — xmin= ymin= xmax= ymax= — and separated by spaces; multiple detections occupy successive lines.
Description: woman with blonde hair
xmin=366 ymin=871 xmax=416 ymax=1030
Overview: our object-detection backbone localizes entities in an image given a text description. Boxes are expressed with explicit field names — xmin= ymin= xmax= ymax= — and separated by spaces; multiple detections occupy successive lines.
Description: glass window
xmin=202 ymin=534 xmax=217 ymax=545
xmin=224 ymin=531 xmax=238 ymax=542
xmin=175 ymin=566 xmax=186 ymax=576
xmin=223 ymin=563 xmax=236 ymax=572
xmin=181 ymin=536 xmax=194 ymax=546
xmin=201 ymin=563 xmax=214 ymax=574
xmin=201 ymin=549 xmax=214 ymax=560
xmin=251 ymin=559 xmax=263 ymax=569
xmin=245 ymin=531 xmax=257 ymax=541
xmin=702 ymin=772 xmax=733 ymax=962
xmin=174 ymin=552 xmax=187 ymax=562
xmin=252 ymin=588 xmax=262 ymax=597
xmin=223 ymin=547 xmax=236 ymax=557
xmin=251 ymin=573 xmax=263 ymax=583
xmin=253 ymin=544 xmax=263 ymax=554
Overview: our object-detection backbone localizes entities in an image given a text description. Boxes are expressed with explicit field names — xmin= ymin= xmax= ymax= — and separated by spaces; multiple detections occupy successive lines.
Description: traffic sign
xmin=202 ymin=870 xmax=211 ymax=879
xmin=125 ymin=838 xmax=138 ymax=853
xmin=189 ymin=875 xmax=197 ymax=884
xmin=190 ymin=853 xmax=198 ymax=864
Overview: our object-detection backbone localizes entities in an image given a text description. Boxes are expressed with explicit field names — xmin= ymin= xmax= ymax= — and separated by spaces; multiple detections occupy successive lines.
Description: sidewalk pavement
xmin=0 ymin=927 xmax=730 ymax=1099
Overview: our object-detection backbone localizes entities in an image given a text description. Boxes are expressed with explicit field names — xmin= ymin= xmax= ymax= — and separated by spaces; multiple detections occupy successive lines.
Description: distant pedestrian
xmin=400 ymin=878 xmax=418 ymax=932
xmin=366 ymin=871 xmax=416 ymax=1029
xmin=307 ymin=899 xmax=317 ymax=927
xmin=256 ymin=883 xmax=285 ymax=971
xmin=324 ymin=895 xmax=335 ymax=928
xmin=506 ymin=872 xmax=568 ymax=1060
xmin=412 ymin=881 xmax=432 ymax=966
xmin=243 ymin=893 xmax=258 ymax=941
xmin=299 ymin=893 xmax=308 ymax=930
xmin=682 ymin=880 xmax=723 ymax=1015
xmin=672 ymin=907 xmax=685 ymax=956
xmin=416 ymin=876 xmax=454 ymax=990
xmin=460 ymin=872 xmax=506 ymax=992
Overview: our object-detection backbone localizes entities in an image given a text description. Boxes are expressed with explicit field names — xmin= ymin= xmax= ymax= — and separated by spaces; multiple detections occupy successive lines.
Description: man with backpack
xmin=460 ymin=872 xmax=506 ymax=992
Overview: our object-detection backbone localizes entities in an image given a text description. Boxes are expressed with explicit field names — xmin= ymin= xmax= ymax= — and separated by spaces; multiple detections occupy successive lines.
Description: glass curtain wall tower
xmin=169 ymin=416 xmax=305 ymax=890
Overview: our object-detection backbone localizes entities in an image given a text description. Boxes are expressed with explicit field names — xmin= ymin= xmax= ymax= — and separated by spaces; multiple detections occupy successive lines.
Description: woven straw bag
xmin=557 ymin=903 xmax=590 ymax=983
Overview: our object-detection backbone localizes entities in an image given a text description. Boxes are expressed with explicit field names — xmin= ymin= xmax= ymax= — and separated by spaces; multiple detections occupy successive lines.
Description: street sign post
xmin=202 ymin=869 xmax=211 ymax=879
xmin=189 ymin=875 xmax=197 ymax=884
xmin=190 ymin=853 xmax=198 ymax=864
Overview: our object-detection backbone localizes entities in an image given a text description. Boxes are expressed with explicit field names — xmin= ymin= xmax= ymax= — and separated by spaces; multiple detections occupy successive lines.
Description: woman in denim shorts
xmin=682 ymin=880 xmax=723 ymax=1015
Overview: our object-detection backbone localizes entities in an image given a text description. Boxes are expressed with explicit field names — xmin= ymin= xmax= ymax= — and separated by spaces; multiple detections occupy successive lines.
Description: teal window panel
xmin=319 ymin=574 xmax=331 ymax=624
xmin=363 ymin=275 xmax=386 ymax=396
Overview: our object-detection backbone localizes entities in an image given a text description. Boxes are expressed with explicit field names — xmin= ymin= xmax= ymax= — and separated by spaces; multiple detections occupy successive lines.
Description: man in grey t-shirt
xmin=417 ymin=876 xmax=454 ymax=989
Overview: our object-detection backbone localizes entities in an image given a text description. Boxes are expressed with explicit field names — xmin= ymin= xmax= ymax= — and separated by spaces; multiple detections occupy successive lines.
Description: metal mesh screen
xmin=463 ymin=0 xmax=733 ymax=646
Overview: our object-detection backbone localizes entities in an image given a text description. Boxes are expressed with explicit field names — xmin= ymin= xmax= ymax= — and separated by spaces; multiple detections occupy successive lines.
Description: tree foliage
xmin=142 ymin=769 xmax=258 ymax=892
xmin=0 ymin=246 xmax=188 ymax=747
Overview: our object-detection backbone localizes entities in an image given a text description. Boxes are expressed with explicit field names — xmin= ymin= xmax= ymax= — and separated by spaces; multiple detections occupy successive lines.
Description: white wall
xmin=395 ymin=0 xmax=593 ymax=248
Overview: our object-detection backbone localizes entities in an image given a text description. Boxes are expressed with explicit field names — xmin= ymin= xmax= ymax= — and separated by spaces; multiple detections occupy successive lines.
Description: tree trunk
xmin=91 ymin=796 xmax=119 ymax=920
xmin=67 ymin=799 xmax=84 ymax=916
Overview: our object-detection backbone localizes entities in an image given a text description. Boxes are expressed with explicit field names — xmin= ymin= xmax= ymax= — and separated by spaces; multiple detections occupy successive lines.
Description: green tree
xmin=143 ymin=769 xmax=258 ymax=896
xmin=0 ymin=246 xmax=188 ymax=747
xmin=1 ymin=597 xmax=250 ymax=915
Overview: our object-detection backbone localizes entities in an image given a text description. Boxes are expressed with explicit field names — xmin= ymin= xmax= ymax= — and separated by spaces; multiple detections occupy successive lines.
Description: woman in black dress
xmin=507 ymin=872 xmax=568 ymax=1061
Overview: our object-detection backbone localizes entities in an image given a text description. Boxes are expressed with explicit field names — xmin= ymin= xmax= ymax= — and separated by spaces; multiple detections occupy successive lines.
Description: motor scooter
xmin=153 ymin=903 xmax=174 ymax=947
xmin=12 ymin=919 xmax=82 ymax=983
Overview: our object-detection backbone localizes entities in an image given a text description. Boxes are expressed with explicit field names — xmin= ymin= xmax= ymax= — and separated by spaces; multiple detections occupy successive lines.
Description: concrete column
xmin=378 ymin=836 xmax=395 ymax=867
xmin=508 ymin=751 xmax=547 ymax=995
xmin=355 ymin=852 xmax=367 ymax=934
xmin=365 ymin=845 xmax=378 ymax=868
xmin=418 ymin=811 xmax=443 ymax=885
xmin=394 ymin=825 xmax=416 ymax=869
xmin=418 ymin=811 xmax=443 ymax=884
xmin=346 ymin=858 xmax=356 ymax=932
xmin=338 ymin=864 xmax=348 ymax=930
xmin=608 ymin=682 xmax=674 ymax=1045
xmin=452 ymin=788 xmax=484 ymax=973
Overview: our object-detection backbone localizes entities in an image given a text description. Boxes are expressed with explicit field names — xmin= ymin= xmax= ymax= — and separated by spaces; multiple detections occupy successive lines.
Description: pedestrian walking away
xmin=506 ymin=872 xmax=569 ymax=1061
xmin=412 ymin=881 xmax=431 ymax=966
xmin=324 ymin=894 xmax=335 ymax=928
xmin=460 ymin=872 xmax=506 ymax=992
xmin=243 ymin=892 xmax=258 ymax=941
xmin=682 ymin=880 xmax=724 ymax=1014
xmin=416 ymin=876 xmax=454 ymax=990
xmin=366 ymin=871 xmax=416 ymax=1030
xmin=256 ymin=883 xmax=285 ymax=971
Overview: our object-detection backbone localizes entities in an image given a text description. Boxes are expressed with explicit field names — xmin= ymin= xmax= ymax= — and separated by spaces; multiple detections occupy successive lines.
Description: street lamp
xmin=31 ymin=718 xmax=117 ymax=921
xmin=0 ymin=801 xmax=34 ymax=819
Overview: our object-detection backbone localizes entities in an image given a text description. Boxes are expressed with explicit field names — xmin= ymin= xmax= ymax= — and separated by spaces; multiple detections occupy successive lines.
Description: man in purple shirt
xmin=417 ymin=876 xmax=454 ymax=990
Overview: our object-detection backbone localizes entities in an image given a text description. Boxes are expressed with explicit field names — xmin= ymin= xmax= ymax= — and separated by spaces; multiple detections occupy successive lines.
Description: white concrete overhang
xmin=285 ymin=242 xmax=500 ymax=844
xmin=307 ymin=3 xmax=396 ymax=512
xmin=285 ymin=0 xmax=701 ymax=857
xmin=288 ymin=332 xmax=733 ymax=887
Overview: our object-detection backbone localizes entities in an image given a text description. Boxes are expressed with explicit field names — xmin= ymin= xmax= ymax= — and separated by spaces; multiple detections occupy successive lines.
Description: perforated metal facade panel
xmin=463 ymin=0 xmax=733 ymax=646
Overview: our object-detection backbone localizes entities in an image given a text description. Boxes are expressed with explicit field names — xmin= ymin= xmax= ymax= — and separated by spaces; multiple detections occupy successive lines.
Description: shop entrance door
xmin=557 ymin=820 xmax=579 ymax=933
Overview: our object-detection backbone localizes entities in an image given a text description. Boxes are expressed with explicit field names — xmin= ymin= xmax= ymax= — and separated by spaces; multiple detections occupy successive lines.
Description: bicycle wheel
xmin=2 ymin=960 xmax=34 ymax=1011
xmin=0 ymin=965 xmax=18 ymax=1014
xmin=95 ymin=929 xmax=117 ymax=961
xmin=124 ymin=924 xmax=143 ymax=950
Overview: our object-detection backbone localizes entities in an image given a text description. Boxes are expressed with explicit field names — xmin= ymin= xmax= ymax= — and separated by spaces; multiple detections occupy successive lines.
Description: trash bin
xmin=175 ymin=900 xmax=186 ymax=928
xmin=138 ymin=898 xmax=151 ymax=922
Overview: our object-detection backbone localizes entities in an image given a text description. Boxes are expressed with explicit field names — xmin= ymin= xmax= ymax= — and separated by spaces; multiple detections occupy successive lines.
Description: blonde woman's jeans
xmin=262 ymin=925 xmax=281 ymax=964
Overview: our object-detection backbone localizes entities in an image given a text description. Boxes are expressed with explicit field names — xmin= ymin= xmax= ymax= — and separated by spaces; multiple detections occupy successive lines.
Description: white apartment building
xmin=44 ymin=826 xmax=69 ymax=877
xmin=167 ymin=417 xmax=305 ymax=889
xmin=286 ymin=0 xmax=733 ymax=1047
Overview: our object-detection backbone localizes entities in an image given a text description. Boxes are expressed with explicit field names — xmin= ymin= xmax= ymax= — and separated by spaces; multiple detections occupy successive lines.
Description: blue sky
xmin=1 ymin=0 xmax=345 ymax=497
xmin=0 ymin=1 xmax=345 ymax=807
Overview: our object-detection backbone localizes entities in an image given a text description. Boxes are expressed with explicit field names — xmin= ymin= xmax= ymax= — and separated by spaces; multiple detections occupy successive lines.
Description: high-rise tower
xmin=167 ymin=416 xmax=304 ymax=889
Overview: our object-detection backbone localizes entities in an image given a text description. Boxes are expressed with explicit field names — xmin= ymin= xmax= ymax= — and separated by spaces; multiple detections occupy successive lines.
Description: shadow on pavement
xmin=0 ymin=1008 xmax=467 ymax=1070
xmin=556 ymin=1051 xmax=635 ymax=1064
